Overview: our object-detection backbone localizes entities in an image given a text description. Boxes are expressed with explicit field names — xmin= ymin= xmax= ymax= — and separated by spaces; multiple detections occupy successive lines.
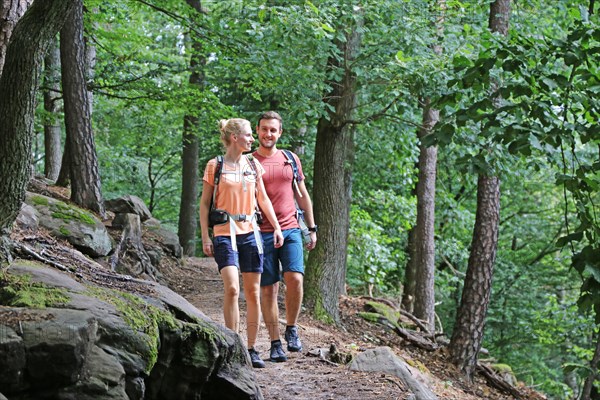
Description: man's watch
xmin=308 ymin=225 xmax=318 ymax=233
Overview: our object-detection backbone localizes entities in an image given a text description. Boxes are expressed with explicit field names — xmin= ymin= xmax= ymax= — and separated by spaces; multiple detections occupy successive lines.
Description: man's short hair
xmin=257 ymin=111 xmax=283 ymax=131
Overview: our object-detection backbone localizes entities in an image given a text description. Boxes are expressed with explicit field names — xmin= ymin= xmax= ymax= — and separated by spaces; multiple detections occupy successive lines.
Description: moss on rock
xmin=0 ymin=272 xmax=70 ymax=308
xmin=85 ymin=286 xmax=179 ymax=373
xmin=50 ymin=201 xmax=96 ymax=225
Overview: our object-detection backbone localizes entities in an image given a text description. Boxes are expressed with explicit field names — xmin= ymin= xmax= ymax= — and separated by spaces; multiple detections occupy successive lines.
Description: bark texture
xmin=60 ymin=0 xmax=105 ymax=217
xmin=43 ymin=37 xmax=62 ymax=181
xmin=0 ymin=0 xmax=76 ymax=238
xmin=413 ymin=100 xmax=439 ymax=333
xmin=411 ymin=0 xmax=444 ymax=331
xmin=0 ymin=0 xmax=31 ymax=73
xmin=449 ymin=175 xmax=500 ymax=379
xmin=449 ymin=0 xmax=509 ymax=380
xmin=305 ymin=14 xmax=363 ymax=323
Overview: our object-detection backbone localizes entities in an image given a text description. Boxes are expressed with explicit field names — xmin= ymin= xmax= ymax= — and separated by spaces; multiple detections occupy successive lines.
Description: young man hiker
xmin=200 ymin=118 xmax=284 ymax=368
xmin=253 ymin=111 xmax=318 ymax=362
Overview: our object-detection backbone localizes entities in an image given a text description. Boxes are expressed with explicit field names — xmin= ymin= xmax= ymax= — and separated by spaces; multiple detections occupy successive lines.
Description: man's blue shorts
xmin=213 ymin=232 xmax=263 ymax=273
xmin=260 ymin=228 xmax=304 ymax=286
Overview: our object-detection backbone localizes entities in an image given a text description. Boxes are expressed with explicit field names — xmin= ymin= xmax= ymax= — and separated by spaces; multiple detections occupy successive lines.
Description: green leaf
xmin=556 ymin=231 xmax=583 ymax=247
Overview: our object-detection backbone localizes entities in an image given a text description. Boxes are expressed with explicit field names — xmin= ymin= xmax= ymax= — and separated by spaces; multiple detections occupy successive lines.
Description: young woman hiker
xmin=199 ymin=118 xmax=284 ymax=368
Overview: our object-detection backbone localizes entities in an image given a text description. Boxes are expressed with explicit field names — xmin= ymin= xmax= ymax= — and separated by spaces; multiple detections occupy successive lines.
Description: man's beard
xmin=259 ymin=140 xmax=276 ymax=149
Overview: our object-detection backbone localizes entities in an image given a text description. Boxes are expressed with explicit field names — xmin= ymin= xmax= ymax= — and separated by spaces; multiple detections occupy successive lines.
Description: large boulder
xmin=0 ymin=260 xmax=262 ymax=400
xmin=143 ymin=219 xmax=183 ymax=259
xmin=105 ymin=195 xmax=152 ymax=222
xmin=23 ymin=192 xmax=113 ymax=258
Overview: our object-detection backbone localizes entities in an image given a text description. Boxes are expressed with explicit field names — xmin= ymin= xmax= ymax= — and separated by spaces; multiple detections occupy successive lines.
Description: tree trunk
xmin=56 ymin=138 xmax=71 ymax=187
xmin=413 ymin=99 xmax=439 ymax=333
xmin=401 ymin=228 xmax=417 ymax=313
xmin=0 ymin=0 xmax=31 ymax=73
xmin=178 ymin=0 xmax=205 ymax=256
xmin=0 ymin=0 xmax=76 ymax=261
xmin=412 ymin=0 xmax=444 ymax=332
xmin=450 ymin=175 xmax=501 ymax=379
xmin=449 ymin=0 xmax=508 ymax=380
xmin=60 ymin=0 xmax=105 ymax=217
xmin=581 ymin=332 xmax=600 ymax=400
xmin=43 ymin=36 xmax=62 ymax=181
xmin=305 ymin=13 xmax=363 ymax=324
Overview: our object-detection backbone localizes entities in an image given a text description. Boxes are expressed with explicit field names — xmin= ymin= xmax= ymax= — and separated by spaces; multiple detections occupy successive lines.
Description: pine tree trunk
xmin=449 ymin=0 xmax=508 ymax=380
xmin=60 ymin=0 xmax=105 ymax=217
xmin=178 ymin=0 xmax=205 ymax=256
xmin=0 ymin=0 xmax=76 ymax=259
xmin=0 ymin=0 xmax=31 ymax=73
xmin=305 ymin=13 xmax=362 ymax=324
xmin=413 ymin=99 xmax=439 ymax=333
xmin=43 ymin=36 xmax=62 ymax=181
xmin=450 ymin=175 xmax=500 ymax=379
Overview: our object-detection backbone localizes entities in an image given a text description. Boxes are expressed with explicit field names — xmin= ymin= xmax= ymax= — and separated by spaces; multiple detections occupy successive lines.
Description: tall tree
xmin=305 ymin=8 xmax=363 ymax=323
xmin=43 ymin=37 xmax=62 ymax=181
xmin=60 ymin=0 xmax=105 ymax=217
xmin=449 ymin=0 xmax=510 ymax=380
xmin=0 ymin=0 xmax=76 ymax=261
xmin=178 ymin=0 xmax=205 ymax=256
xmin=412 ymin=0 xmax=445 ymax=332
xmin=0 ymin=0 xmax=31 ymax=73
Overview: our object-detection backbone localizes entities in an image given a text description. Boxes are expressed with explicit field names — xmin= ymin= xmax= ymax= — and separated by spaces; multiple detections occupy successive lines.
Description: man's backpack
xmin=281 ymin=150 xmax=310 ymax=241
xmin=281 ymin=149 xmax=301 ymax=197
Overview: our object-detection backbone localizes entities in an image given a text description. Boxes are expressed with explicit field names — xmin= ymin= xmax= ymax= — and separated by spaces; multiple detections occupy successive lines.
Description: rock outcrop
xmin=0 ymin=261 xmax=262 ymax=400
xmin=23 ymin=192 xmax=113 ymax=258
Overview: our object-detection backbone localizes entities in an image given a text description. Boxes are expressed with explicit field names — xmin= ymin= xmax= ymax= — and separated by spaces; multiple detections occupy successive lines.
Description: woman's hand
xmin=202 ymin=240 xmax=214 ymax=257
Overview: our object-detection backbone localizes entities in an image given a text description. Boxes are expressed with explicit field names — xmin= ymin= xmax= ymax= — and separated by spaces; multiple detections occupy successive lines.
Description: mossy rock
xmin=0 ymin=271 xmax=70 ymax=308
xmin=364 ymin=301 xmax=401 ymax=323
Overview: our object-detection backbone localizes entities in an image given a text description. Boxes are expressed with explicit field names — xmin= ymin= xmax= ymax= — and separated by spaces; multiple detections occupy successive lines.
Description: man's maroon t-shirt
xmin=253 ymin=150 xmax=305 ymax=233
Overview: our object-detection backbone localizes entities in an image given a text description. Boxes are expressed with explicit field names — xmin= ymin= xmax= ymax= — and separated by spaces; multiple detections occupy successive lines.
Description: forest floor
xmin=160 ymin=256 xmax=545 ymax=400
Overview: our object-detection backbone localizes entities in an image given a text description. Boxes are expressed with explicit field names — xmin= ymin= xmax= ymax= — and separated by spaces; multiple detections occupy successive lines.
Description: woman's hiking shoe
xmin=284 ymin=325 xmax=302 ymax=352
xmin=248 ymin=348 xmax=265 ymax=368
xmin=269 ymin=340 xmax=287 ymax=362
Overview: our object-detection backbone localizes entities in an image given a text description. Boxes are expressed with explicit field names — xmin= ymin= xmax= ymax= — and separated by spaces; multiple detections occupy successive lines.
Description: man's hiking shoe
xmin=248 ymin=348 xmax=265 ymax=368
xmin=284 ymin=325 xmax=302 ymax=352
xmin=269 ymin=340 xmax=287 ymax=362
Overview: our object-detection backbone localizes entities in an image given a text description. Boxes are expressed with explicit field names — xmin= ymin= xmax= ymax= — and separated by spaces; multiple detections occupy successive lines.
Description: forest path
xmin=163 ymin=256 xmax=410 ymax=400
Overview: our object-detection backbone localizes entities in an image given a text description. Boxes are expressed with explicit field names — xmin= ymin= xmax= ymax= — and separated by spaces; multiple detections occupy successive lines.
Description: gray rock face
xmin=16 ymin=203 xmax=39 ymax=230
xmin=350 ymin=346 xmax=437 ymax=400
xmin=0 ymin=261 xmax=262 ymax=400
xmin=23 ymin=192 xmax=113 ymax=258
xmin=105 ymin=196 xmax=152 ymax=222
xmin=143 ymin=219 xmax=183 ymax=259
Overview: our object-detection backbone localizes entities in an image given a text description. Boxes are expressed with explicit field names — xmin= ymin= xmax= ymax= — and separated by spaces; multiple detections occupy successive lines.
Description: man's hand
xmin=274 ymin=229 xmax=284 ymax=248
xmin=306 ymin=232 xmax=317 ymax=250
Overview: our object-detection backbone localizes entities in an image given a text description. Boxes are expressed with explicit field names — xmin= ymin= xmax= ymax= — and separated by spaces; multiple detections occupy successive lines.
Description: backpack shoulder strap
xmin=281 ymin=150 xmax=299 ymax=182
xmin=213 ymin=156 xmax=224 ymax=185
xmin=281 ymin=150 xmax=303 ymax=198
xmin=211 ymin=156 xmax=223 ymax=210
